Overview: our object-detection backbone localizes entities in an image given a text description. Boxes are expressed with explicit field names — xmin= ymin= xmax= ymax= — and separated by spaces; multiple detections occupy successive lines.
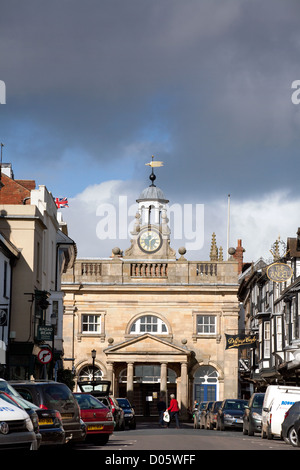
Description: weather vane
xmin=145 ymin=155 xmax=164 ymax=186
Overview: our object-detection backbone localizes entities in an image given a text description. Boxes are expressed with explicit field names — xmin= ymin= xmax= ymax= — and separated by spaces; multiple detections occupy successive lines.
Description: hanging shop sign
xmin=225 ymin=334 xmax=257 ymax=350
xmin=37 ymin=325 xmax=53 ymax=341
xmin=266 ymin=262 xmax=293 ymax=283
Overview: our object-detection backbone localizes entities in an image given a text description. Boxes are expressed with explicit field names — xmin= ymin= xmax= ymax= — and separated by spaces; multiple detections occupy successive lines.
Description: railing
xmin=81 ymin=262 xmax=102 ymax=277
xmin=130 ymin=262 xmax=168 ymax=277
xmin=196 ymin=263 xmax=217 ymax=276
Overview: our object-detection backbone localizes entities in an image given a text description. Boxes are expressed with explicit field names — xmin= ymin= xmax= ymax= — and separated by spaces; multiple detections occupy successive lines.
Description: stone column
xmin=160 ymin=362 xmax=167 ymax=398
xmin=180 ymin=362 xmax=188 ymax=419
xmin=126 ymin=362 xmax=134 ymax=403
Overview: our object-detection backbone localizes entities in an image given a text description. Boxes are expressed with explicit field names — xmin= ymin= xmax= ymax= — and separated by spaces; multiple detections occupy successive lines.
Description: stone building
xmin=0 ymin=163 xmax=76 ymax=379
xmin=62 ymin=169 xmax=241 ymax=417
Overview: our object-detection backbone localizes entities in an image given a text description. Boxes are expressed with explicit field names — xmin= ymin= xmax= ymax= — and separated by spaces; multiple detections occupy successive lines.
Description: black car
xmin=10 ymin=380 xmax=85 ymax=445
xmin=243 ymin=393 xmax=264 ymax=436
xmin=206 ymin=401 xmax=222 ymax=430
xmin=282 ymin=401 xmax=300 ymax=447
xmin=117 ymin=398 xmax=136 ymax=429
xmin=77 ymin=380 xmax=125 ymax=431
xmin=216 ymin=399 xmax=248 ymax=431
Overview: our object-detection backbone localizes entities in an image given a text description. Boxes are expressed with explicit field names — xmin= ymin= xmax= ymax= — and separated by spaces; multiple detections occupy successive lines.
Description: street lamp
xmin=50 ymin=313 xmax=57 ymax=380
xmin=91 ymin=349 xmax=96 ymax=389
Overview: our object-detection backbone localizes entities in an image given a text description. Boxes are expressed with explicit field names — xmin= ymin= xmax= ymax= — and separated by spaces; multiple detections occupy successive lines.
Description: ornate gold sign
xmin=266 ymin=262 xmax=293 ymax=283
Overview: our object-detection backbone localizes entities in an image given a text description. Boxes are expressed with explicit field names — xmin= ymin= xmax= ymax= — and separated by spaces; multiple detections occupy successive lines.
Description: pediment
xmin=104 ymin=334 xmax=190 ymax=358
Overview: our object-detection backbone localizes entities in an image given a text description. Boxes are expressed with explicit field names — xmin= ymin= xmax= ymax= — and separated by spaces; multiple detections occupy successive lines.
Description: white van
xmin=261 ymin=385 xmax=300 ymax=439
xmin=0 ymin=396 xmax=38 ymax=450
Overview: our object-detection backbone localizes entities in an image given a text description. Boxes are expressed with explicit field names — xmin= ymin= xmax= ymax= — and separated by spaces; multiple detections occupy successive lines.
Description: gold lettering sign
xmin=266 ymin=263 xmax=293 ymax=283
xmin=225 ymin=334 xmax=257 ymax=350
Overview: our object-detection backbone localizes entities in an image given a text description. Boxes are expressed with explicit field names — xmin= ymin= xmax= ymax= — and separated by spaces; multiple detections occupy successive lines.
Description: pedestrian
xmin=157 ymin=396 xmax=166 ymax=427
xmin=167 ymin=394 xmax=180 ymax=428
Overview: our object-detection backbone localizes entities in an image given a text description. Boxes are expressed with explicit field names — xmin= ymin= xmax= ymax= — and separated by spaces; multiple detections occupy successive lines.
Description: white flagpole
xmin=227 ymin=194 xmax=230 ymax=261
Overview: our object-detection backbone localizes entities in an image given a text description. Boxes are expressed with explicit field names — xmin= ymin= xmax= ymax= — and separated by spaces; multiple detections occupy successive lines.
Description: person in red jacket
xmin=167 ymin=394 xmax=180 ymax=428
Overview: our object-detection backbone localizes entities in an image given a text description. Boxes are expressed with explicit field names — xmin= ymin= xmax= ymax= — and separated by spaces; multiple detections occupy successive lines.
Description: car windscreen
xmin=0 ymin=380 xmax=22 ymax=398
xmin=252 ymin=394 xmax=264 ymax=408
xmin=74 ymin=393 xmax=107 ymax=410
xmin=224 ymin=400 xmax=247 ymax=410
xmin=78 ymin=382 xmax=110 ymax=394
xmin=117 ymin=399 xmax=131 ymax=409
xmin=43 ymin=384 xmax=75 ymax=408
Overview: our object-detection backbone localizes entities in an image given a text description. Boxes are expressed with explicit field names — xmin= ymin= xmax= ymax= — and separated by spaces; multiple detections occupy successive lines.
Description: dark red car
xmin=73 ymin=393 xmax=114 ymax=445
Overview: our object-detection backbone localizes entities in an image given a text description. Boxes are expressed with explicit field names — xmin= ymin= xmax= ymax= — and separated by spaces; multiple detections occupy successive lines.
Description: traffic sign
xmin=37 ymin=348 xmax=53 ymax=364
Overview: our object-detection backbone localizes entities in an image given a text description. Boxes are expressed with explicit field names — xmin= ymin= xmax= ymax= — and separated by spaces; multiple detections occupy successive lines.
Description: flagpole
xmin=227 ymin=194 xmax=230 ymax=261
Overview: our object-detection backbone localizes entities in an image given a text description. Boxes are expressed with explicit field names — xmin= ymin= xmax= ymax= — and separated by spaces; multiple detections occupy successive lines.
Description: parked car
xmin=117 ymin=398 xmax=136 ymax=429
xmin=243 ymin=393 xmax=264 ymax=436
xmin=199 ymin=401 xmax=214 ymax=429
xmin=216 ymin=399 xmax=248 ymax=431
xmin=206 ymin=401 xmax=222 ymax=430
xmin=77 ymin=380 xmax=125 ymax=430
xmin=193 ymin=401 xmax=208 ymax=429
xmin=73 ymin=393 xmax=114 ymax=445
xmin=0 ymin=394 xmax=38 ymax=450
xmin=0 ymin=380 xmax=65 ymax=447
xmin=10 ymin=380 xmax=86 ymax=445
xmin=261 ymin=385 xmax=300 ymax=440
xmin=0 ymin=390 xmax=41 ymax=448
xmin=282 ymin=401 xmax=300 ymax=447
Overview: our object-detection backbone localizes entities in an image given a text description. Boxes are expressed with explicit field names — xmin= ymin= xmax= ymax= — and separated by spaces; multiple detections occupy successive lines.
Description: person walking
xmin=157 ymin=396 xmax=166 ymax=427
xmin=167 ymin=394 xmax=180 ymax=428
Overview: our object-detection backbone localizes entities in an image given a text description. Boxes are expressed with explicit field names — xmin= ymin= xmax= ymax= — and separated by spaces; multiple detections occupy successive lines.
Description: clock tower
xmin=124 ymin=158 xmax=176 ymax=259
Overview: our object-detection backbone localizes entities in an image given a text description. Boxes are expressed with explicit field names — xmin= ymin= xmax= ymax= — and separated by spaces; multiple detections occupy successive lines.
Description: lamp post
xmin=91 ymin=349 xmax=96 ymax=389
xmin=50 ymin=313 xmax=57 ymax=380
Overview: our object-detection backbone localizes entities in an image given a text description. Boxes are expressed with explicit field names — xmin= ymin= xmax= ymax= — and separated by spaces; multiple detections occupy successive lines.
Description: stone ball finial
xmin=178 ymin=247 xmax=186 ymax=255
xmin=228 ymin=247 xmax=236 ymax=255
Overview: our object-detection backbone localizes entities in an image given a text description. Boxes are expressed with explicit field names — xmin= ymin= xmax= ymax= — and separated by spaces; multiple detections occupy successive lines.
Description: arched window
xmin=130 ymin=315 xmax=168 ymax=335
xmin=194 ymin=365 xmax=219 ymax=403
xmin=78 ymin=365 xmax=103 ymax=382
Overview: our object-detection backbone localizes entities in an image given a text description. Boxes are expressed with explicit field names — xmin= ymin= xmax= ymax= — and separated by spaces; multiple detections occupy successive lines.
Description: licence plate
xmin=235 ymin=419 xmax=242 ymax=423
xmin=61 ymin=414 xmax=73 ymax=420
xmin=39 ymin=418 xmax=54 ymax=425
xmin=87 ymin=425 xmax=104 ymax=431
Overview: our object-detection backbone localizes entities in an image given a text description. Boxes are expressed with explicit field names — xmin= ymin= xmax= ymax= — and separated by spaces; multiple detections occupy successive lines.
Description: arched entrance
xmin=119 ymin=364 xmax=177 ymax=416
xmin=194 ymin=365 xmax=219 ymax=403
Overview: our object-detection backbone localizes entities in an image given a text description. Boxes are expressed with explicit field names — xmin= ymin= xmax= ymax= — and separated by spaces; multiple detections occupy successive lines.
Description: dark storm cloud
xmin=1 ymin=0 xmax=300 ymax=202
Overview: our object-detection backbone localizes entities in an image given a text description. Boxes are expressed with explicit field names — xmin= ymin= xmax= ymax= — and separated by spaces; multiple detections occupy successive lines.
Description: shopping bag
xmin=163 ymin=411 xmax=170 ymax=422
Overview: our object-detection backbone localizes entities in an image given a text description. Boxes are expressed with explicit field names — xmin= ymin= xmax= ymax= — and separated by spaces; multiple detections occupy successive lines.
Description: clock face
xmin=138 ymin=229 xmax=162 ymax=253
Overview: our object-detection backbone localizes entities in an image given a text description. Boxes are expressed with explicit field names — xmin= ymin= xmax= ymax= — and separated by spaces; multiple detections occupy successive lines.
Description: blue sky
xmin=1 ymin=0 xmax=300 ymax=261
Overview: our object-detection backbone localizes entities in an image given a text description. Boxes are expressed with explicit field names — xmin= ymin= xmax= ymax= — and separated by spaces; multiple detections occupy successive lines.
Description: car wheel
xmin=288 ymin=427 xmax=300 ymax=447
xmin=248 ymin=421 xmax=254 ymax=436
xmin=266 ymin=424 xmax=273 ymax=440
xmin=93 ymin=434 xmax=110 ymax=445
